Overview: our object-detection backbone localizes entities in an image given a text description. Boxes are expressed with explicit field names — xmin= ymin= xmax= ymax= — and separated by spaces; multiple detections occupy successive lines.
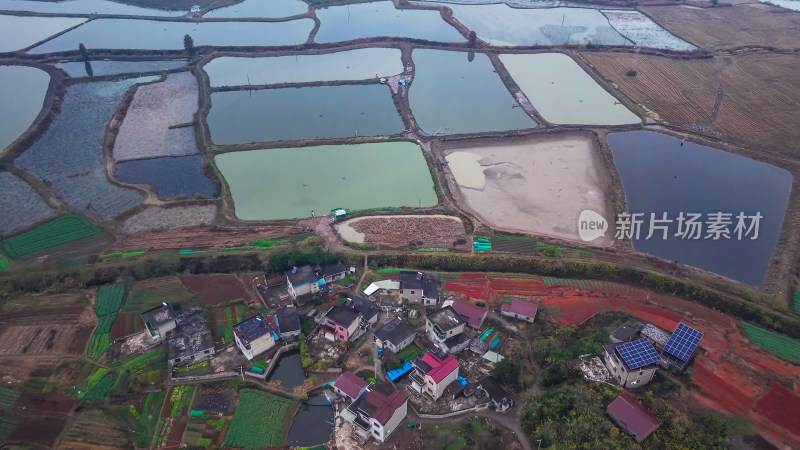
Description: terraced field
xmin=2 ymin=215 xmax=102 ymax=258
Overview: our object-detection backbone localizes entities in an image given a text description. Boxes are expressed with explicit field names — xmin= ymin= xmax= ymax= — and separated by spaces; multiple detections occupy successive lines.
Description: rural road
xmin=407 ymin=406 xmax=533 ymax=450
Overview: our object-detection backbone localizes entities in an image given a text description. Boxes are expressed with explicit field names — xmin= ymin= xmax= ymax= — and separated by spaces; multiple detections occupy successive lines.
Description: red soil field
xmin=181 ymin=274 xmax=251 ymax=306
xmin=754 ymin=383 xmax=800 ymax=436
xmin=691 ymin=357 xmax=756 ymax=414
xmin=110 ymin=313 xmax=144 ymax=341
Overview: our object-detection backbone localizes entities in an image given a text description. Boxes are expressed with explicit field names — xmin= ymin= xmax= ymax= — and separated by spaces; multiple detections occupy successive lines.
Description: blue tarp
xmin=387 ymin=360 xmax=413 ymax=381
xmin=457 ymin=376 xmax=468 ymax=386
xmin=490 ymin=338 xmax=501 ymax=350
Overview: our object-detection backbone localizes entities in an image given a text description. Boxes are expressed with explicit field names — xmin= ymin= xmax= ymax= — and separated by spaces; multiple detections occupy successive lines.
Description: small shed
xmin=190 ymin=5 xmax=201 ymax=13
xmin=332 ymin=208 xmax=347 ymax=219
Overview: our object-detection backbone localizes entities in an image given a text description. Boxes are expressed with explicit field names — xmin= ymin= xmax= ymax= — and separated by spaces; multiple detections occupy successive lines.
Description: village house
xmin=399 ymin=271 xmax=439 ymax=306
xmin=344 ymin=296 xmax=380 ymax=326
xmin=450 ymin=299 xmax=488 ymax=329
xmin=285 ymin=262 xmax=348 ymax=299
xmin=321 ymin=305 xmax=361 ymax=342
xmin=253 ymin=273 xmax=293 ymax=308
xmin=500 ymin=299 xmax=538 ymax=323
xmin=275 ymin=306 xmax=302 ymax=339
xmin=374 ymin=317 xmax=417 ymax=354
xmin=341 ymin=381 xmax=408 ymax=443
xmin=465 ymin=376 xmax=515 ymax=412
xmin=333 ymin=371 xmax=369 ymax=401
xmin=603 ymin=339 xmax=658 ymax=388
xmin=165 ymin=305 xmax=215 ymax=369
xmin=607 ymin=394 xmax=661 ymax=442
xmin=409 ymin=352 xmax=460 ymax=400
xmin=141 ymin=303 xmax=177 ymax=342
xmin=425 ymin=305 xmax=466 ymax=353
xmin=233 ymin=314 xmax=279 ymax=360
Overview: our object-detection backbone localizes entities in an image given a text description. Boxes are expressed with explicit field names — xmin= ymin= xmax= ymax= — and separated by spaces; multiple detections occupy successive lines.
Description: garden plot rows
xmin=124 ymin=277 xmax=197 ymax=312
xmin=119 ymin=205 xmax=217 ymax=234
xmin=224 ymin=388 xmax=293 ymax=449
xmin=88 ymin=284 xmax=125 ymax=361
xmin=336 ymin=214 xmax=468 ymax=249
xmin=113 ymin=71 xmax=200 ymax=162
xmin=0 ymin=324 xmax=79 ymax=356
xmin=0 ymin=172 xmax=54 ymax=233
xmin=59 ymin=409 xmax=131 ymax=449
xmin=15 ymin=77 xmax=156 ymax=219
xmin=2 ymin=215 xmax=101 ymax=258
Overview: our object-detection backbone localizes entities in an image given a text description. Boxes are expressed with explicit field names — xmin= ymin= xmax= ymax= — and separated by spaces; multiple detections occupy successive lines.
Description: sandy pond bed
xmin=442 ymin=133 xmax=612 ymax=245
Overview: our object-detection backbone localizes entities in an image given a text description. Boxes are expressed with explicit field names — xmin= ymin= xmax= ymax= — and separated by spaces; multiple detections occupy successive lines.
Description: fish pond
xmin=216 ymin=142 xmax=437 ymax=220
xmin=0 ymin=0 xmax=183 ymax=16
xmin=0 ymin=65 xmax=49 ymax=152
xmin=760 ymin=0 xmax=800 ymax=11
xmin=500 ymin=53 xmax=640 ymax=125
xmin=56 ymin=59 xmax=185 ymax=77
xmin=115 ymin=156 xmax=216 ymax=199
xmin=409 ymin=49 xmax=535 ymax=135
xmin=266 ymin=350 xmax=304 ymax=389
xmin=0 ymin=14 xmax=86 ymax=52
xmin=0 ymin=171 xmax=54 ymax=233
xmin=29 ymin=18 xmax=314 ymax=53
xmin=204 ymin=48 xmax=404 ymax=87
xmin=288 ymin=390 xmax=334 ymax=447
xmin=314 ymin=1 xmax=464 ymax=43
xmin=203 ymin=0 xmax=308 ymax=18
xmin=15 ymin=77 xmax=157 ymax=219
xmin=207 ymin=84 xmax=404 ymax=144
xmin=608 ymin=130 xmax=791 ymax=286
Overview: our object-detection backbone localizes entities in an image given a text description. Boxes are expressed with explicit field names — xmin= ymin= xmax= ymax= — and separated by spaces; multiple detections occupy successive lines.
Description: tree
xmin=468 ymin=30 xmax=477 ymax=47
xmin=493 ymin=357 xmax=521 ymax=385
xmin=183 ymin=34 xmax=195 ymax=54
xmin=78 ymin=43 xmax=88 ymax=61
xmin=386 ymin=356 xmax=402 ymax=371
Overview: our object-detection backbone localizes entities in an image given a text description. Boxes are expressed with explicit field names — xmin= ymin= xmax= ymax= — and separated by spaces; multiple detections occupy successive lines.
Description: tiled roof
xmin=419 ymin=352 xmax=459 ymax=383
xmin=451 ymin=299 xmax=487 ymax=328
xmin=500 ymin=299 xmax=538 ymax=319
xmin=335 ymin=371 xmax=368 ymax=399
xmin=607 ymin=394 xmax=660 ymax=440
xmin=325 ymin=306 xmax=360 ymax=328
xmin=365 ymin=386 xmax=407 ymax=425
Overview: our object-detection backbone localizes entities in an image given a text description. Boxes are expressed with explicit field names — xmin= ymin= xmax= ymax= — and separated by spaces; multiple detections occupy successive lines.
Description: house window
xmin=373 ymin=429 xmax=380 ymax=436
xmin=204 ymin=350 xmax=211 ymax=354
xmin=411 ymin=291 xmax=415 ymax=294
xmin=174 ymin=358 xmax=180 ymax=363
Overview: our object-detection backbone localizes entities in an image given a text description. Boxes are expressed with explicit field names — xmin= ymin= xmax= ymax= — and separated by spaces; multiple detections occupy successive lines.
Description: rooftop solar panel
xmin=663 ymin=323 xmax=703 ymax=362
xmin=616 ymin=338 xmax=661 ymax=370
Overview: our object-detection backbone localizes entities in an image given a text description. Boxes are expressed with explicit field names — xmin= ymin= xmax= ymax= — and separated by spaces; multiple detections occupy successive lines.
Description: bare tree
xmin=183 ymin=34 xmax=195 ymax=55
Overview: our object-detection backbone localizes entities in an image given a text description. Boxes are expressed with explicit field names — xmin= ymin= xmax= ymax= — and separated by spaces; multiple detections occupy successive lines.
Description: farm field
xmin=113 ymin=71 xmax=200 ymax=161
xmin=0 ymin=172 xmax=54 ymax=233
xmin=490 ymin=233 xmax=538 ymax=254
xmin=336 ymin=214 xmax=468 ymax=250
xmin=2 ymin=215 xmax=102 ymax=258
xmin=208 ymin=303 xmax=252 ymax=346
xmin=204 ymin=48 xmax=403 ymax=87
xmin=118 ymin=391 xmax=166 ymax=448
xmin=57 ymin=59 xmax=186 ymax=78
xmin=581 ymin=52 xmax=800 ymax=155
xmin=124 ymin=276 xmax=197 ymax=312
xmin=59 ymin=409 xmax=131 ymax=449
xmin=441 ymin=133 xmax=611 ymax=243
xmin=15 ymin=78 xmax=156 ymax=219
xmin=0 ymin=324 xmax=79 ymax=356
xmin=154 ymin=385 xmax=195 ymax=448
xmin=119 ymin=204 xmax=217 ymax=234
xmin=203 ymin=0 xmax=307 ymax=18
xmin=0 ymin=65 xmax=49 ymax=152
xmin=224 ymin=388 xmax=293 ymax=449
xmin=741 ymin=322 xmax=800 ymax=363
xmin=0 ymin=14 xmax=86 ymax=52
xmin=115 ymin=155 xmax=216 ymax=199
xmin=6 ymin=419 xmax=64 ymax=447
xmin=181 ymin=274 xmax=251 ymax=306
xmin=109 ymin=312 xmax=143 ymax=341
xmin=113 ymin=224 xmax=306 ymax=251
xmin=600 ymin=9 xmax=694 ymax=50
xmin=88 ymin=284 xmax=125 ymax=360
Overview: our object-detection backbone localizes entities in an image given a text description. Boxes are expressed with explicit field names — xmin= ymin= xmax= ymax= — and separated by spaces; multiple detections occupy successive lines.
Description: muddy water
xmin=0 ymin=14 xmax=86 ymax=52
xmin=446 ymin=152 xmax=486 ymax=189
xmin=29 ymin=18 xmax=314 ymax=53
xmin=115 ymin=155 xmax=216 ymax=199
xmin=314 ymin=1 xmax=464 ymax=43
xmin=215 ymin=142 xmax=437 ymax=220
xmin=608 ymin=130 xmax=791 ymax=286
xmin=0 ymin=65 xmax=49 ymax=151
xmin=500 ymin=53 xmax=640 ymax=125
xmin=266 ymin=350 xmax=304 ymax=389
xmin=288 ymin=391 xmax=334 ymax=447
xmin=409 ymin=49 xmax=536 ymax=135
xmin=204 ymin=48 xmax=403 ymax=87
xmin=207 ymin=84 xmax=404 ymax=144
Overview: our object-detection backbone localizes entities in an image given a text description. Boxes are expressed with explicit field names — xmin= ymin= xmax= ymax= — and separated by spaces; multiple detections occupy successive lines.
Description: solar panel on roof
xmin=616 ymin=338 xmax=660 ymax=370
xmin=663 ymin=323 xmax=703 ymax=362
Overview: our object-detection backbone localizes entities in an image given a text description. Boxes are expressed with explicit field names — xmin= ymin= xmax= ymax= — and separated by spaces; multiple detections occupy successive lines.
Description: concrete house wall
xmin=371 ymin=400 xmax=408 ymax=442
xmin=425 ymin=367 xmax=459 ymax=400
xmin=501 ymin=310 xmax=535 ymax=323
xmin=603 ymin=349 xmax=656 ymax=388
xmin=235 ymin=332 xmax=276 ymax=360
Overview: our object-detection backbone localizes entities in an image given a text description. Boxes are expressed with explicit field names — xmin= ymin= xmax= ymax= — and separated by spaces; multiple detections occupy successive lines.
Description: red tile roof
xmin=451 ymin=299 xmax=487 ymax=328
xmin=607 ymin=394 xmax=660 ymax=441
xmin=335 ymin=371 xmax=368 ymax=399
xmin=421 ymin=352 xmax=443 ymax=369
xmin=365 ymin=388 xmax=408 ymax=425
xmin=501 ymin=299 xmax=539 ymax=319
xmin=426 ymin=355 xmax=459 ymax=383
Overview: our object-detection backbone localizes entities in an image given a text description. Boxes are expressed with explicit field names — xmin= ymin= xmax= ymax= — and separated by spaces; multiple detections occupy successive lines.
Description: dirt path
xmin=355 ymin=254 xmax=369 ymax=293
xmin=407 ymin=405 xmax=532 ymax=450
xmin=298 ymin=216 xmax=346 ymax=252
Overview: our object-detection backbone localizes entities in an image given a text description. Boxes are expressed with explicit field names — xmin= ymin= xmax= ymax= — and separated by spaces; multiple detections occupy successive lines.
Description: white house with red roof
xmin=409 ymin=352 xmax=460 ymax=400
xmin=333 ymin=371 xmax=369 ymax=401
xmin=340 ymin=381 xmax=408 ymax=442
xmin=500 ymin=299 xmax=538 ymax=323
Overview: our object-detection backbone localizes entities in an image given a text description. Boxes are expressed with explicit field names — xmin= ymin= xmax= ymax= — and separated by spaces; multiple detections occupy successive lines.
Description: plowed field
xmin=112 ymin=225 xmax=306 ymax=251
xmin=180 ymin=274 xmax=251 ymax=306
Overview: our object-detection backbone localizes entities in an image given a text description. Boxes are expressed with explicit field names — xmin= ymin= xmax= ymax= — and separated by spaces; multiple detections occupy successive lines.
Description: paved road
xmin=407 ymin=406 xmax=533 ymax=450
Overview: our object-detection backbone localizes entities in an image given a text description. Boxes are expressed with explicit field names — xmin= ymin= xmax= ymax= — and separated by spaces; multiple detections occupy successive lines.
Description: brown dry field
xmin=580 ymin=51 xmax=800 ymax=155
xmin=642 ymin=3 xmax=800 ymax=50
xmin=181 ymin=273 xmax=252 ymax=306
xmin=111 ymin=224 xmax=307 ymax=251
xmin=0 ymin=324 xmax=79 ymax=356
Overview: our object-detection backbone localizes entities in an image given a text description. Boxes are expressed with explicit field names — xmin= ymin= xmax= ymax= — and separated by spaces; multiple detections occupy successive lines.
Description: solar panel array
xmin=664 ymin=323 xmax=704 ymax=362
xmin=617 ymin=338 xmax=661 ymax=370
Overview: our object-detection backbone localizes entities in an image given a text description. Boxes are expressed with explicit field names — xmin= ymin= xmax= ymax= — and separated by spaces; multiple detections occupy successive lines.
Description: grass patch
xmin=224 ymin=389 xmax=293 ymax=449
xmin=396 ymin=344 xmax=422 ymax=361
xmin=0 ymin=388 xmax=20 ymax=411
xmin=2 ymin=215 xmax=102 ymax=258
xmin=0 ymin=253 xmax=8 ymax=272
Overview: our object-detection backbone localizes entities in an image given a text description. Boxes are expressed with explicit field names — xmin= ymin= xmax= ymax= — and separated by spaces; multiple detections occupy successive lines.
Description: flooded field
xmin=208 ymin=84 xmax=403 ymax=144
xmin=601 ymin=9 xmax=695 ymax=50
xmin=314 ymin=1 xmax=464 ymax=43
xmin=0 ymin=172 xmax=54 ymax=233
xmin=409 ymin=49 xmax=535 ymax=135
xmin=608 ymin=130 xmax=791 ymax=286
xmin=15 ymin=77 xmax=157 ymax=219
xmin=29 ymin=18 xmax=314 ymax=53
xmin=115 ymin=155 xmax=216 ymax=199
xmin=216 ymin=142 xmax=437 ymax=220
xmin=437 ymin=4 xmax=628 ymax=46
xmin=499 ymin=53 xmax=639 ymax=125
xmin=113 ymin=72 xmax=199 ymax=161
xmin=0 ymin=65 xmax=49 ymax=151
xmin=204 ymin=0 xmax=308 ymax=18
xmin=443 ymin=133 xmax=611 ymax=243
xmin=0 ymin=14 xmax=86 ymax=52
xmin=56 ymin=60 xmax=185 ymax=78
xmin=204 ymin=48 xmax=403 ymax=87
xmin=0 ymin=0 xmax=183 ymax=16
xmin=288 ymin=391 xmax=334 ymax=447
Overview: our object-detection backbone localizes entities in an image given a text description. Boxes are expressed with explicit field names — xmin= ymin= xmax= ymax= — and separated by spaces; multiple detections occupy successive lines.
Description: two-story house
xmin=603 ymin=339 xmax=659 ymax=388
xmin=425 ymin=305 xmax=466 ymax=353
xmin=399 ymin=271 xmax=439 ymax=306
xmin=322 ymin=306 xmax=361 ymax=342
xmin=232 ymin=314 xmax=279 ymax=360
xmin=374 ymin=318 xmax=417 ymax=354
xmin=409 ymin=352 xmax=459 ymax=400
xmin=165 ymin=305 xmax=215 ymax=370
xmin=285 ymin=262 xmax=348 ymax=299
xmin=141 ymin=303 xmax=177 ymax=342
xmin=341 ymin=381 xmax=408 ymax=443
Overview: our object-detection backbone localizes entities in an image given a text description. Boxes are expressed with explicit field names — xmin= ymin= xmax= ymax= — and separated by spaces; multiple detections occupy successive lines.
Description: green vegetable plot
xmin=224 ymin=389 xmax=293 ymax=449
xmin=3 ymin=215 xmax=102 ymax=258
xmin=741 ymin=322 xmax=800 ymax=363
